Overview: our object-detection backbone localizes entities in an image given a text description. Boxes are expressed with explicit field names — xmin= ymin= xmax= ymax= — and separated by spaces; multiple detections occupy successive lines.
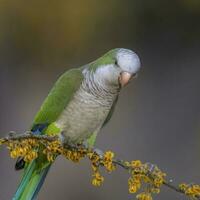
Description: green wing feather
xmin=32 ymin=68 xmax=84 ymax=133
xmin=13 ymin=68 xmax=84 ymax=200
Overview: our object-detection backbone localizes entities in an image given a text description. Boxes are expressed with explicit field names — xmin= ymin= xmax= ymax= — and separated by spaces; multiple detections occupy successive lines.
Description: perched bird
xmin=13 ymin=48 xmax=141 ymax=200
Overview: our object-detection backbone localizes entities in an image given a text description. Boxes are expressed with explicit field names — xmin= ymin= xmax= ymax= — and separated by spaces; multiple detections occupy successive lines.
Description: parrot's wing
xmin=16 ymin=68 xmax=83 ymax=170
xmin=32 ymin=68 xmax=84 ymax=132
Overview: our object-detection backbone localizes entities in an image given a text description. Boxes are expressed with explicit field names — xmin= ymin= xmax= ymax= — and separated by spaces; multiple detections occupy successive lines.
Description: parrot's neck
xmin=82 ymin=68 xmax=120 ymax=101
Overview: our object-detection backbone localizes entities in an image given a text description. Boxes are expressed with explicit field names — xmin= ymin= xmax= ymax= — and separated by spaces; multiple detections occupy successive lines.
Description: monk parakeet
xmin=13 ymin=48 xmax=141 ymax=200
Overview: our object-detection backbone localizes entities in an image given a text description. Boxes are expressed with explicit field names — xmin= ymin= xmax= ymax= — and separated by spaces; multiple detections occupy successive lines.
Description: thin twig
xmin=2 ymin=131 xmax=58 ymax=142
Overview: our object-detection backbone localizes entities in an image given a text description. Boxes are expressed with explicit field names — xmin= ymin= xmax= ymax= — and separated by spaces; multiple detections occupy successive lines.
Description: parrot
xmin=12 ymin=48 xmax=141 ymax=200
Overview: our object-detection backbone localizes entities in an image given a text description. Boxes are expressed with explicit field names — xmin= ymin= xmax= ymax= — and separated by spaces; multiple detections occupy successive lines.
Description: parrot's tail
xmin=12 ymin=160 xmax=51 ymax=200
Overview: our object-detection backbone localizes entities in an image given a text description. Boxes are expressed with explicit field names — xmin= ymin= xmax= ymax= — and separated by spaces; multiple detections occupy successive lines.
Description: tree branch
xmin=0 ymin=131 xmax=199 ymax=200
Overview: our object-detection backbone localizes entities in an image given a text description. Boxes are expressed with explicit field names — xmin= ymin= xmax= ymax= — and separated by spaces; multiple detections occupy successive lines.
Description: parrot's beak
xmin=119 ymin=71 xmax=136 ymax=87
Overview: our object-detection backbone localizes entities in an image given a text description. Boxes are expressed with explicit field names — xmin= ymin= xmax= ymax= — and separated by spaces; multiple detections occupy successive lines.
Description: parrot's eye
xmin=115 ymin=60 xmax=119 ymax=66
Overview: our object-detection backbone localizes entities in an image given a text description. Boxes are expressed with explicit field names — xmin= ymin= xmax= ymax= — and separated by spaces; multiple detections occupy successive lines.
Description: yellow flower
xmin=153 ymin=178 xmax=163 ymax=187
xmin=26 ymin=139 xmax=38 ymax=147
xmin=91 ymin=163 xmax=98 ymax=172
xmin=7 ymin=141 xmax=16 ymax=150
xmin=88 ymin=152 xmax=100 ymax=163
xmin=184 ymin=184 xmax=200 ymax=197
xmin=47 ymin=140 xmax=61 ymax=153
xmin=136 ymin=192 xmax=152 ymax=200
xmin=191 ymin=184 xmax=200 ymax=194
xmin=128 ymin=177 xmax=141 ymax=193
xmin=47 ymin=153 xmax=55 ymax=162
xmin=10 ymin=150 xmax=18 ymax=158
xmin=124 ymin=161 xmax=130 ymax=167
xmin=17 ymin=147 xmax=26 ymax=156
xmin=150 ymin=187 xmax=160 ymax=194
xmin=131 ymin=160 xmax=142 ymax=168
xmin=0 ymin=139 xmax=5 ymax=145
xmin=129 ymin=184 xmax=137 ymax=193
xmin=134 ymin=167 xmax=142 ymax=174
xmin=24 ymin=151 xmax=38 ymax=162
xmin=143 ymin=175 xmax=151 ymax=183
xmin=61 ymin=149 xmax=86 ymax=163
xmin=104 ymin=162 xmax=116 ymax=172
xmin=71 ymin=151 xmax=84 ymax=162
xmin=179 ymin=183 xmax=187 ymax=191
xmin=92 ymin=172 xmax=104 ymax=186
xmin=102 ymin=151 xmax=116 ymax=172
xmin=104 ymin=151 xmax=114 ymax=160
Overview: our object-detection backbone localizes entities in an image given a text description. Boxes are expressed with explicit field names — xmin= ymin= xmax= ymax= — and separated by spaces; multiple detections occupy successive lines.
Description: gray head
xmin=89 ymin=48 xmax=141 ymax=88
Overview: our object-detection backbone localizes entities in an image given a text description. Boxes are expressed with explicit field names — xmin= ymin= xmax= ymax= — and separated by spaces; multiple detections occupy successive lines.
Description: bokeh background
xmin=0 ymin=0 xmax=200 ymax=199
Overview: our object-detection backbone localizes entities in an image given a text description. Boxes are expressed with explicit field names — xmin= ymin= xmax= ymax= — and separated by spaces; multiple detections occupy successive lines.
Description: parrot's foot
xmin=59 ymin=133 xmax=87 ymax=150
xmin=59 ymin=133 xmax=78 ymax=150
xmin=63 ymin=141 xmax=80 ymax=151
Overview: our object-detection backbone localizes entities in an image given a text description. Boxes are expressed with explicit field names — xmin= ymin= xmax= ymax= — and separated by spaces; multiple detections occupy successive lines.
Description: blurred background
xmin=0 ymin=0 xmax=200 ymax=199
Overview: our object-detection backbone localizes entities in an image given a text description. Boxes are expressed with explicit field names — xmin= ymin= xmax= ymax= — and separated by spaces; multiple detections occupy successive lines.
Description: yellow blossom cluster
xmin=125 ymin=160 xmax=166 ymax=199
xmin=1 ymin=134 xmax=200 ymax=200
xmin=136 ymin=192 xmax=153 ymax=200
xmin=43 ymin=140 xmax=62 ymax=162
xmin=102 ymin=151 xmax=116 ymax=172
xmin=92 ymin=171 xmax=104 ymax=186
xmin=0 ymin=137 xmax=165 ymax=199
xmin=43 ymin=143 xmax=115 ymax=187
xmin=62 ymin=148 xmax=87 ymax=163
xmin=0 ymin=139 xmax=5 ymax=145
xmin=87 ymin=150 xmax=116 ymax=186
xmin=7 ymin=139 xmax=39 ymax=162
xmin=87 ymin=151 xmax=103 ymax=186
xmin=179 ymin=183 xmax=200 ymax=198
xmin=128 ymin=175 xmax=141 ymax=193
xmin=42 ymin=140 xmax=88 ymax=163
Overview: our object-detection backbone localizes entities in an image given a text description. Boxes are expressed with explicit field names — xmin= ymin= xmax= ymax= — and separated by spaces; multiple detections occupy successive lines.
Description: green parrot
xmin=13 ymin=48 xmax=141 ymax=200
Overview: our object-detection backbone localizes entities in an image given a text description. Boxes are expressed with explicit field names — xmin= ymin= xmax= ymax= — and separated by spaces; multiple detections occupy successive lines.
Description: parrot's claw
xmin=64 ymin=142 xmax=80 ymax=151
xmin=59 ymin=133 xmax=77 ymax=150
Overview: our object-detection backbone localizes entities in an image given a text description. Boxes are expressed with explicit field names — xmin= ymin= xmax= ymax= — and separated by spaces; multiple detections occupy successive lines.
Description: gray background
xmin=0 ymin=0 xmax=200 ymax=199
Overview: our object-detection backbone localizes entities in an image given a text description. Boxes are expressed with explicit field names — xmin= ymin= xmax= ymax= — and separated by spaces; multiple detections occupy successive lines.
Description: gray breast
xmin=55 ymin=84 xmax=116 ymax=143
